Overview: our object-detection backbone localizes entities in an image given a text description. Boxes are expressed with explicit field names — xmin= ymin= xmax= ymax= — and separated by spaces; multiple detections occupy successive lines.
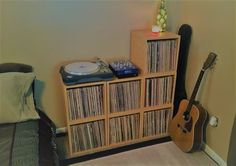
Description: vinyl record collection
xmin=145 ymin=76 xmax=173 ymax=107
xmin=67 ymin=85 xmax=104 ymax=120
xmin=143 ymin=109 xmax=172 ymax=137
xmin=61 ymin=31 xmax=180 ymax=156
xmin=109 ymin=80 xmax=140 ymax=113
xmin=109 ymin=114 xmax=140 ymax=144
xmin=147 ymin=39 xmax=178 ymax=73
xmin=70 ymin=120 xmax=105 ymax=153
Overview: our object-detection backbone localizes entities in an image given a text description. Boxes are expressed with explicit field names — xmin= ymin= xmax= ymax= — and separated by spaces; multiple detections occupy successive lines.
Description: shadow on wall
xmin=227 ymin=115 xmax=236 ymax=166
xmin=34 ymin=79 xmax=45 ymax=110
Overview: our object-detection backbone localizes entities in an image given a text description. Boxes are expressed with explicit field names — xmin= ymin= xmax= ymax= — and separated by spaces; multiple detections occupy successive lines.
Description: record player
xmin=60 ymin=59 xmax=114 ymax=85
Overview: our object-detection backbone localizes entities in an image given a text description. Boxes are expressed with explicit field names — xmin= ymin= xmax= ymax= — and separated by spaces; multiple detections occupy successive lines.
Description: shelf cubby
xmin=145 ymin=76 xmax=174 ymax=107
xmin=70 ymin=120 xmax=106 ymax=153
xmin=66 ymin=84 xmax=105 ymax=120
xmin=143 ymin=109 xmax=172 ymax=137
xmin=108 ymin=79 xmax=141 ymax=113
xmin=109 ymin=114 xmax=140 ymax=144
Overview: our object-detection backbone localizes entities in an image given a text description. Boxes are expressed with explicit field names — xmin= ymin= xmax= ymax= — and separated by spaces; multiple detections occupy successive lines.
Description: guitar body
xmin=170 ymin=52 xmax=217 ymax=152
xmin=169 ymin=99 xmax=208 ymax=152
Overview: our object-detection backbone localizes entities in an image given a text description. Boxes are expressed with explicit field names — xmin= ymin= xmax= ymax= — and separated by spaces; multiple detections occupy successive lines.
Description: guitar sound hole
xmin=184 ymin=115 xmax=190 ymax=121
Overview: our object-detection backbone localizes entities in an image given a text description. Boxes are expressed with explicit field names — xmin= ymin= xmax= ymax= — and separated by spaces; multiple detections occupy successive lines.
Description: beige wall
xmin=235 ymin=1 xmax=236 ymax=123
xmin=1 ymin=0 xmax=235 ymax=163
xmin=0 ymin=2 xmax=3 ymax=61
xmin=167 ymin=0 xmax=236 ymax=162
xmin=234 ymin=2 xmax=236 ymax=121
xmin=1 ymin=0 xmax=158 ymax=127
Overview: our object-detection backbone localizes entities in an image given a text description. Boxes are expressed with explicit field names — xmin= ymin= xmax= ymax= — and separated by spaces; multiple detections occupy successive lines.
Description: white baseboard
xmin=56 ymin=127 xmax=67 ymax=134
xmin=203 ymin=144 xmax=227 ymax=166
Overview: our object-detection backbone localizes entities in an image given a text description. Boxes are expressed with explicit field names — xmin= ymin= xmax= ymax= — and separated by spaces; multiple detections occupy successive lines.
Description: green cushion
xmin=0 ymin=72 xmax=39 ymax=124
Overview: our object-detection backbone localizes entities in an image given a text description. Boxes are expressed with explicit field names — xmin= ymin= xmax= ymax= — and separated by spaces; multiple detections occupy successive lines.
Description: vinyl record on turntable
xmin=64 ymin=62 xmax=99 ymax=75
xmin=60 ymin=60 xmax=114 ymax=85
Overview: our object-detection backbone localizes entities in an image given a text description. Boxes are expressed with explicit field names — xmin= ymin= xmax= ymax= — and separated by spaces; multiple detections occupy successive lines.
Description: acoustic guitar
xmin=169 ymin=52 xmax=217 ymax=152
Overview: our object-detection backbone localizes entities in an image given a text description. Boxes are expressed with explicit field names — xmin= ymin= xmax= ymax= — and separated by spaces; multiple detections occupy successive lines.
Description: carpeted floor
xmin=56 ymin=136 xmax=217 ymax=166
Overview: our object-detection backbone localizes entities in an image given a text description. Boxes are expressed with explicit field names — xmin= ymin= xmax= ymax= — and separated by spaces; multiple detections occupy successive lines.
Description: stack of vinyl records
xmin=109 ymin=114 xmax=140 ymax=144
xmin=67 ymin=85 xmax=104 ymax=120
xmin=70 ymin=120 xmax=105 ymax=152
xmin=109 ymin=80 xmax=140 ymax=113
xmin=147 ymin=39 xmax=178 ymax=73
xmin=145 ymin=76 xmax=173 ymax=107
xmin=143 ymin=109 xmax=172 ymax=137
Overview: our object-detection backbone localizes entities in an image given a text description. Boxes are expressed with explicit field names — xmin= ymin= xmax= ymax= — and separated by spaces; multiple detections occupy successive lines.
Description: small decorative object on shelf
xmin=109 ymin=60 xmax=139 ymax=78
xmin=156 ymin=0 xmax=167 ymax=32
xmin=152 ymin=25 xmax=161 ymax=34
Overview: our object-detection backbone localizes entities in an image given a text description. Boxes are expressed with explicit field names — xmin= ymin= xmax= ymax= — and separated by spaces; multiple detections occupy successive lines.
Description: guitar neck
xmin=183 ymin=52 xmax=217 ymax=115
xmin=186 ymin=69 xmax=205 ymax=113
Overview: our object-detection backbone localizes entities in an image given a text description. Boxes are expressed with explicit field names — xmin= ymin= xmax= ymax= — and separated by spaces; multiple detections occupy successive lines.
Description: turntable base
xmin=60 ymin=61 xmax=114 ymax=85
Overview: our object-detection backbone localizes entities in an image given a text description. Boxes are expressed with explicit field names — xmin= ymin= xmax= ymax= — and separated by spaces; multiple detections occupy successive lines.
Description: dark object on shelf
xmin=109 ymin=60 xmax=139 ymax=78
xmin=60 ymin=60 xmax=114 ymax=85
xmin=174 ymin=24 xmax=192 ymax=116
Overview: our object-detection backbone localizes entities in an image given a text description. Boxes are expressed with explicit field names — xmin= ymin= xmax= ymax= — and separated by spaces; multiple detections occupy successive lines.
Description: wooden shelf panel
xmin=143 ymin=71 xmax=176 ymax=78
xmin=65 ymin=81 xmax=106 ymax=90
xmin=109 ymin=138 xmax=140 ymax=147
xmin=143 ymin=103 xmax=172 ymax=112
xmin=131 ymin=30 xmax=180 ymax=41
xmin=107 ymin=76 xmax=142 ymax=84
xmin=141 ymin=133 xmax=170 ymax=141
xmin=108 ymin=109 xmax=141 ymax=118
xmin=68 ymin=115 xmax=106 ymax=125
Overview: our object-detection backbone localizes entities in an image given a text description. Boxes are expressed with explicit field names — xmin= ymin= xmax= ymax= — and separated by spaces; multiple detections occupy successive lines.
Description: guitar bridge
xmin=177 ymin=117 xmax=193 ymax=133
xmin=177 ymin=124 xmax=187 ymax=133
xmin=184 ymin=117 xmax=193 ymax=132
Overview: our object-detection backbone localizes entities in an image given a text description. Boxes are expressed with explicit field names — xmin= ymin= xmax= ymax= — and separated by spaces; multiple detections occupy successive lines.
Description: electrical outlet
xmin=209 ymin=116 xmax=219 ymax=127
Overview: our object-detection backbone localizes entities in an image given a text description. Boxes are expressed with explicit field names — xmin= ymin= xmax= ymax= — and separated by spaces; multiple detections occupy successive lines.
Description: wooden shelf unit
xmin=61 ymin=30 xmax=180 ymax=157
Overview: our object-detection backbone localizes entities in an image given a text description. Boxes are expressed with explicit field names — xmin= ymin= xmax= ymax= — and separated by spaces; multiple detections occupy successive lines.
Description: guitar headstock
xmin=203 ymin=52 xmax=217 ymax=70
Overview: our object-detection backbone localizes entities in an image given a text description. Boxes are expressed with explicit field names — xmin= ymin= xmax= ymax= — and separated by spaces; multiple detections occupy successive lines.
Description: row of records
xmin=70 ymin=109 xmax=172 ymax=153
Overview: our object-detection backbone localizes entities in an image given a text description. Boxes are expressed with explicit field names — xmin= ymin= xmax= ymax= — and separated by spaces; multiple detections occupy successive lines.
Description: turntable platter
xmin=65 ymin=62 xmax=99 ymax=75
